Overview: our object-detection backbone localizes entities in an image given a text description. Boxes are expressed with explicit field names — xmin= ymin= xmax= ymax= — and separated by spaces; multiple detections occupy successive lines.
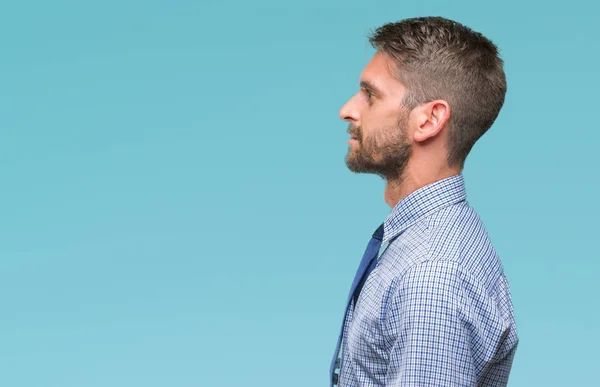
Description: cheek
xmin=366 ymin=116 xmax=405 ymax=149
xmin=361 ymin=112 xmax=391 ymax=138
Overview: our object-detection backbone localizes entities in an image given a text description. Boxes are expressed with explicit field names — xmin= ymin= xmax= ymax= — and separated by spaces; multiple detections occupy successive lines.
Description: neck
xmin=383 ymin=163 xmax=461 ymax=208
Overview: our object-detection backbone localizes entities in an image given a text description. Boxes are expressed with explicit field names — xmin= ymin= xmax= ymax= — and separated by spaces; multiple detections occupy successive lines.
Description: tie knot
xmin=372 ymin=223 xmax=384 ymax=241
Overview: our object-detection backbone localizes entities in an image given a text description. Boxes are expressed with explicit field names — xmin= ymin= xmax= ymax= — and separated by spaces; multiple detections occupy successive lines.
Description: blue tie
xmin=330 ymin=223 xmax=385 ymax=386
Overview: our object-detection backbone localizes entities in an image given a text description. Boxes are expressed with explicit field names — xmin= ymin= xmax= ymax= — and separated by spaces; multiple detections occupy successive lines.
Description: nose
xmin=339 ymin=94 xmax=360 ymax=124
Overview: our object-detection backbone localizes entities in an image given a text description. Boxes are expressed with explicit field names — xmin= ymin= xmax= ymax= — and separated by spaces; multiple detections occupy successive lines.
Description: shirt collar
xmin=382 ymin=174 xmax=467 ymax=243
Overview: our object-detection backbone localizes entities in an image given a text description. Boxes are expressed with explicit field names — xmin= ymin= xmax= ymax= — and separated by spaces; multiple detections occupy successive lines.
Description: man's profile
xmin=331 ymin=16 xmax=518 ymax=386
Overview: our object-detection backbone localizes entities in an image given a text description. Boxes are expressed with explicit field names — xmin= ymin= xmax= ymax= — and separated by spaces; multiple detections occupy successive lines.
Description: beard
xmin=345 ymin=111 xmax=412 ymax=182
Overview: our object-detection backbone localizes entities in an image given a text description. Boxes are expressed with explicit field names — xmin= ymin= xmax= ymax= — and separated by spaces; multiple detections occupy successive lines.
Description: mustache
xmin=347 ymin=124 xmax=362 ymax=139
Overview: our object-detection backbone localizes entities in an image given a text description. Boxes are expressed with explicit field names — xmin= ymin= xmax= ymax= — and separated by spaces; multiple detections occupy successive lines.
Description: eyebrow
xmin=359 ymin=80 xmax=384 ymax=97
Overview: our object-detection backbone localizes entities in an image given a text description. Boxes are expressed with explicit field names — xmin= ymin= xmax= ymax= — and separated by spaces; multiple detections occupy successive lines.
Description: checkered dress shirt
xmin=334 ymin=174 xmax=518 ymax=386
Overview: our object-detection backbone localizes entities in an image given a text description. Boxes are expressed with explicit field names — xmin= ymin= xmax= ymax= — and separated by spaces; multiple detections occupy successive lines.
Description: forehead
xmin=360 ymin=51 xmax=404 ymax=94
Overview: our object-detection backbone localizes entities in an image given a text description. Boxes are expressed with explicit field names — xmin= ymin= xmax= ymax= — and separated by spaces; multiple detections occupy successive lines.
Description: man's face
xmin=340 ymin=51 xmax=412 ymax=181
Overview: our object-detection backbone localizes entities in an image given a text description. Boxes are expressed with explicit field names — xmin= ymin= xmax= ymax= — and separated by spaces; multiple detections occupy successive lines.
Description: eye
xmin=362 ymin=88 xmax=374 ymax=101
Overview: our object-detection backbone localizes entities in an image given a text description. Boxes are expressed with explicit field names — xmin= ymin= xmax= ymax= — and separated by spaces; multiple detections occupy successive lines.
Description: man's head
xmin=342 ymin=16 xmax=506 ymax=181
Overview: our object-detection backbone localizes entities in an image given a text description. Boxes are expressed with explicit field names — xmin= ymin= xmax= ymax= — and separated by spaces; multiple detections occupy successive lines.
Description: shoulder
xmin=381 ymin=201 xmax=500 ymax=276
xmin=378 ymin=200 xmax=507 ymax=302
xmin=397 ymin=259 xmax=467 ymax=301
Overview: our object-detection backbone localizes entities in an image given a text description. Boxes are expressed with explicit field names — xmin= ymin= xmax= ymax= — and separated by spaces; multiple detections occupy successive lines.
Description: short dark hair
xmin=369 ymin=16 xmax=506 ymax=168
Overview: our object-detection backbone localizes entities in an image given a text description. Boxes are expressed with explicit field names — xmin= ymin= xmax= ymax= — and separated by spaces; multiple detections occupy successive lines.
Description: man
xmin=330 ymin=17 xmax=518 ymax=386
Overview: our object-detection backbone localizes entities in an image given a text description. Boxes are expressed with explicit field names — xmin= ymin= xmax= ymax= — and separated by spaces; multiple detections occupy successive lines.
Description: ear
xmin=412 ymin=100 xmax=450 ymax=143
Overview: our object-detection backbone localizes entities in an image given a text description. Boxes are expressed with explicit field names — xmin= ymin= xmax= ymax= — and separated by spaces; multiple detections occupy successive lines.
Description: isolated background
xmin=1 ymin=1 xmax=598 ymax=386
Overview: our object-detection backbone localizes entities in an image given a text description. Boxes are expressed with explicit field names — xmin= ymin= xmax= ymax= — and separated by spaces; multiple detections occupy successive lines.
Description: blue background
xmin=1 ymin=1 xmax=598 ymax=386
